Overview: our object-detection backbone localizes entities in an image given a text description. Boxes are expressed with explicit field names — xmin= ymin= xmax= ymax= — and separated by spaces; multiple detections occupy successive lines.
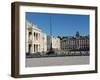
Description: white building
xmin=25 ymin=21 xmax=47 ymax=54
xmin=47 ymin=36 xmax=61 ymax=51
xmin=60 ymin=32 xmax=89 ymax=51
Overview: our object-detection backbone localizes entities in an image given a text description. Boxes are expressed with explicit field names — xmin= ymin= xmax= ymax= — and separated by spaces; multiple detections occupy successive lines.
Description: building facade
xmin=47 ymin=36 xmax=61 ymax=51
xmin=60 ymin=32 xmax=89 ymax=51
xmin=26 ymin=21 xmax=47 ymax=54
xmin=26 ymin=21 xmax=89 ymax=56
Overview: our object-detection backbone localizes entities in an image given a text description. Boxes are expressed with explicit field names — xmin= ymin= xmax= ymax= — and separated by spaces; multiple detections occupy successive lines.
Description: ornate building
xmin=25 ymin=21 xmax=47 ymax=54
xmin=60 ymin=32 xmax=89 ymax=51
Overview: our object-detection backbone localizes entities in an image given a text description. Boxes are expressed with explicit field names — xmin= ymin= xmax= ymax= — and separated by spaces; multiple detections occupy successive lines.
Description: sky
xmin=26 ymin=12 xmax=89 ymax=36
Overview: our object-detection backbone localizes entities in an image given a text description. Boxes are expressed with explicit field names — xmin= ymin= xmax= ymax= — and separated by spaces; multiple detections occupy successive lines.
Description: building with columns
xmin=25 ymin=21 xmax=47 ymax=54
xmin=60 ymin=32 xmax=89 ymax=51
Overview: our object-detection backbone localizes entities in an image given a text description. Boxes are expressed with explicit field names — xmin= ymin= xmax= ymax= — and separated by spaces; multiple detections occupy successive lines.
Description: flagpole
xmin=50 ymin=16 xmax=52 ymax=51
xmin=46 ymin=15 xmax=55 ymax=55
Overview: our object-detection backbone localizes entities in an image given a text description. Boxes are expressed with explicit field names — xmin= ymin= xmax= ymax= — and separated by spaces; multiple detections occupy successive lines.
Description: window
xmin=28 ymin=44 xmax=32 ymax=53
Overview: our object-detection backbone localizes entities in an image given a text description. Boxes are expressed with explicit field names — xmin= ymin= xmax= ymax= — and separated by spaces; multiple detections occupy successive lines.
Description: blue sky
xmin=26 ymin=12 xmax=89 ymax=36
